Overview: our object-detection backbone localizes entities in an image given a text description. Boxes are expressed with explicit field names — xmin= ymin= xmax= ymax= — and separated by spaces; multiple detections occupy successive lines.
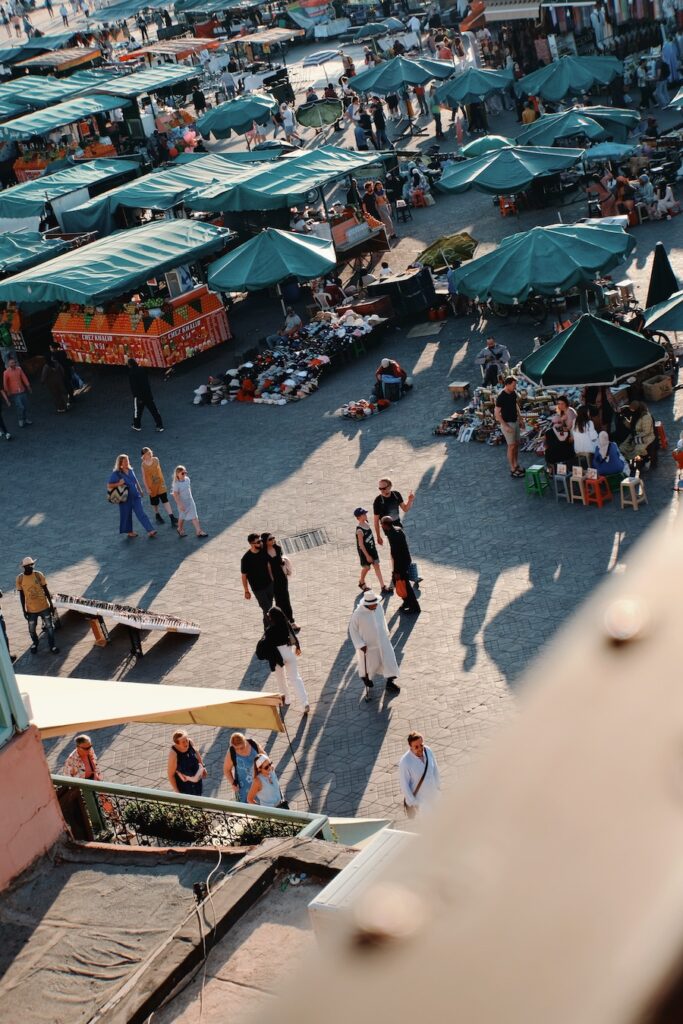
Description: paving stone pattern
xmin=2 ymin=105 xmax=682 ymax=823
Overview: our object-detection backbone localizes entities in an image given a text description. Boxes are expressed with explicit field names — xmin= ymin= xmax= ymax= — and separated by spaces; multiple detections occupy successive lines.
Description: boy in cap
xmin=354 ymin=507 xmax=392 ymax=595
xmin=16 ymin=557 xmax=59 ymax=654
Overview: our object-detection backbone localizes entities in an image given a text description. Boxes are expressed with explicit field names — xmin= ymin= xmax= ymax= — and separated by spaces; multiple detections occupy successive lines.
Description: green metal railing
xmin=52 ymin=775 xmax=331 ymax=847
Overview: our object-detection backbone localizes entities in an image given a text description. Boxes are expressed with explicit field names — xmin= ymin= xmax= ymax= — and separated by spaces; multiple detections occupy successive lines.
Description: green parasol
xmin=349 ymin=55 xmax=454 ymax=96
xmin=643 ymin=289 xmax=683 ymax=332
xmin=450 ymin=223 xmax=635 ymax=303
xmin=195 ymin=94 xmax=277 ymax=140
xmin=296 ymin=99 xmax=343 ymax=129
xmin=572 ymin=105 xmax=639 ymax=143
xmin=520 ymin=314 xmax=665 ymax=386
xmin=516 ymin=109 xmax=606 ymax=147
xmin=435 ymin=145 xmax=584 ymax=195
xmin=515 ymin=56 xmax=622 ymax=103
xmin=435 ymin=66 xmax=513 ymax=107
xmin=460 ymin=134 xmax=513 ymax=157
xmin=353 ymin=22 xmax=391 ymax=40
xmin=208 ymin=228 xmax=336 ymax=292
xmin=417 ymin=232 xmax=478 ymax=271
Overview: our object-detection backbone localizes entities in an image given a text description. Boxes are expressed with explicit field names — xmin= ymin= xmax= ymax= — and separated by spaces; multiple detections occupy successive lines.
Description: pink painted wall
xmin=0 ymin=725 xmax=66 ymax=890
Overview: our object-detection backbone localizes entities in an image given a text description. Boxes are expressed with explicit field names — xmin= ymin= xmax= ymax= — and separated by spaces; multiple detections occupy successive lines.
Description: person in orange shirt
xmin=140 ymin=447 xmax=177 ymax=527
xmin=2 ymin=356 xmax=32 ymax=427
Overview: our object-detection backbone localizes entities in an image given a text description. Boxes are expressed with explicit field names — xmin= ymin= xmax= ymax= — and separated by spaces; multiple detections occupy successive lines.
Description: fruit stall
xmin=52 ymin=284 xmax=231 ymax=368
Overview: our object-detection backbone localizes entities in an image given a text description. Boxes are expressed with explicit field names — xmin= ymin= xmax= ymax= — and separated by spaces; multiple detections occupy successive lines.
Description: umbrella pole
xmin=277 ymin=282 xmax=287 ymax=316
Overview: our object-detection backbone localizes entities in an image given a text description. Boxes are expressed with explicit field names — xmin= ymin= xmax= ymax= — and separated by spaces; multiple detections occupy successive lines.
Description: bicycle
xmin=484 ymin=295 xmax=549 ymax=326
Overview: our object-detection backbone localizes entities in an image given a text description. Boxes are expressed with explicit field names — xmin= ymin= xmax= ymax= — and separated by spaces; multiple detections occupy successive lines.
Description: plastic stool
xmin=499 ymin=195 xmax=517 ymax=217
xmin=553 ymin=473 xmax=571 ymax=504
xmin=584 ymin=475 xmax=613 ymax=508
xmin=569 ymin=476 xmax=586 ymax=505
xmin=525 ymin=464 xmax=549 ymax=497
xmin=395 ymin=200 xmax=412 ymax=223
xmin=620 ymin=476 xmax=647 ymax=510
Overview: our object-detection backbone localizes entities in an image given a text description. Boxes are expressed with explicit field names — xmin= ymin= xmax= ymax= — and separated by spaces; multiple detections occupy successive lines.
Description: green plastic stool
xmin=353 ymin=337 xmax=367 ymax=359
xmin=525 ymin=464 xmax=550 ymax=497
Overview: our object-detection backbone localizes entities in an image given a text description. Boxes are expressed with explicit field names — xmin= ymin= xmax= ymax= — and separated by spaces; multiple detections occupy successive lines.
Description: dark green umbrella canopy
xmin=460 ymin=134 xmax=513 ymax=157
xmin=643 ymin=289 xmax=683 ymax=331
xmin=520 ymin=314 xmax=665 ymax=386
xmin=436 ymin=145 xmax=584 ymax=195
xmin=573 ymin=104 xmax=639 ymax=143
xmin=645 ymin=241 xmax=678 ymax=310
xmin=350 ymin=55 xmax=454 ymax=95
xmin=353 ymin=21 xmax=391 ymax=39
xmin=515 ymin=55 xmax=622 ymax=103
xmin=208 ymin=228 xmax=336 ymax=291
xmin=435 ymin=66 xmax=513 ymax=107
xmin=296 ymin=99 xmax=343 ymax=129
xmin=196 ymin=94 xmax=277 ymax=140
xmin=451 ymin=223 xmax=635 ymax=304
xmin=516 ymin=109 xmax=606 ymax=147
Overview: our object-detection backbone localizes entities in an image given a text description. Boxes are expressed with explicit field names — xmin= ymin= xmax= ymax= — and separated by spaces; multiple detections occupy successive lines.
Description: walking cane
xmin=363 ymin=649 xmax=373 ymax=703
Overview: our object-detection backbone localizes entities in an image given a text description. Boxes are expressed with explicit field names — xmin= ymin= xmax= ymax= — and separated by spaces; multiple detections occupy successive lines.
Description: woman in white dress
xmin=171 ymin=465 xmax=208 ymax=538
xmin=572 ymin=405 xmax=599 ymax=462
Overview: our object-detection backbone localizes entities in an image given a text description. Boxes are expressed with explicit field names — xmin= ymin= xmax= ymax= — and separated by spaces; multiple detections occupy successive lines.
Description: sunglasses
xmin=79 ymin=744 xmax=93 ymax=750
xmin=260 ymin=762 xmax=272 ymax=771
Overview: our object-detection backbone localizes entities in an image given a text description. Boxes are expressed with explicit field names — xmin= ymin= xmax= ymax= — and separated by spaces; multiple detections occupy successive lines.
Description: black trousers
xmin=274 ymin=579 xmax=294 ymax=623
xmin=396 ymin=572 xmax=420 ymax=613
xmin=133 ymin=395 xmax=163 ymax=429
xmin=253 ymin=584 xmax=274 ymax=627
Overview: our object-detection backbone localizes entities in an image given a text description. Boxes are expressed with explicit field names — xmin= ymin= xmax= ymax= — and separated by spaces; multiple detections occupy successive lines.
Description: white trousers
xmin=274 ymin=645 xmax=309 ymax=707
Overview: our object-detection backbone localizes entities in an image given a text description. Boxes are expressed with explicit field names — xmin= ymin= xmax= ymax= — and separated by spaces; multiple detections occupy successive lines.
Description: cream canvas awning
xmin=17 ymin=675 xmax=284 ymax=736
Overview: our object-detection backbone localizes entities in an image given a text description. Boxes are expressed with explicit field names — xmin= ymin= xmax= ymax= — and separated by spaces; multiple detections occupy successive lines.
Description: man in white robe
xmin=348 ymin=591 xmax=400 ymax=697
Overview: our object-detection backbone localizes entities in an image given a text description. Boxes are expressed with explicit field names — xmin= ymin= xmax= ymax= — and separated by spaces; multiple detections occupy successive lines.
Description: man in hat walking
xmin=348 ymin=590 xmax=400 ymax=699
xmin=16 ymin=557 xmax=59 ymax=654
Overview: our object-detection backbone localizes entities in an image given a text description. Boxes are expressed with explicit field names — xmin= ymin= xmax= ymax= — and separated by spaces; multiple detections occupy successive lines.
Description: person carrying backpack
xmin=224 ymin=732 xmax=264 ymax=803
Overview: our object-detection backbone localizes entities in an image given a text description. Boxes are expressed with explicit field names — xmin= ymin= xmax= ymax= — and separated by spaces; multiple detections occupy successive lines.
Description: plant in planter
xmin=122 ymin=800 xmax=209 ymax=844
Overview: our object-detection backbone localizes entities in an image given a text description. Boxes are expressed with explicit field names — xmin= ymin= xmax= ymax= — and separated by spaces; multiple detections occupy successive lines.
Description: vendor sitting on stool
xmin=266 ymin=307 xmax=303 ymax=347
xmin=544 ymin=417 xmax=576 ymax=473
xmin=475 ymin=336 xmax=511 ymax=386
xmin=374 ymin=357 xmax=408 ymax=400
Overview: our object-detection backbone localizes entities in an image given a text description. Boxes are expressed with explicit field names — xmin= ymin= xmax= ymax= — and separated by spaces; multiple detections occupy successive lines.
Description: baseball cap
xmin=353 ymin=507 xmax=367 ymax=517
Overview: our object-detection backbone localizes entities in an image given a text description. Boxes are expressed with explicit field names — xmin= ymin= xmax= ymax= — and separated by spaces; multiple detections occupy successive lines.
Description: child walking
xmin=171 ymin=465 xmax=208 ymax=538
xmin=354 ymin=507 xmax=391 ymax=594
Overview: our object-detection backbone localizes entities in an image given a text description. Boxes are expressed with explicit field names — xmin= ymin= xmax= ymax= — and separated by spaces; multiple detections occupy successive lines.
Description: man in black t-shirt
xmin=240 ymin=534 xmax=273 ymax=627
xmin=372 ymin=477 xmax=414 ymax=547
xmin=494 ymin=376 xmax=525 ymax=478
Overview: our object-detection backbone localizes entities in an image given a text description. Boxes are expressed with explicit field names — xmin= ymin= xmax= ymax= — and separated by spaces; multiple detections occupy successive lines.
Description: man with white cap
xmin=348 ymin=591 xmax=400 ymax=699
xmin=16 ymin=557 xmax=59 ymax=654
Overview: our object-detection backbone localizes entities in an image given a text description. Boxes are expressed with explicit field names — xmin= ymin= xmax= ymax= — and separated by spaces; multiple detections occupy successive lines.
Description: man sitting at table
xmin=266 ymin=307 xmax=303 ymax=347
xmin=475 ymin=336 xmax=511 ymax=386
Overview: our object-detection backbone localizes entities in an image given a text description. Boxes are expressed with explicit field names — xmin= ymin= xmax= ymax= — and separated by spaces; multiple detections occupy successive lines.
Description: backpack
xmin=230 ymin=738 xmax=258 ymax=772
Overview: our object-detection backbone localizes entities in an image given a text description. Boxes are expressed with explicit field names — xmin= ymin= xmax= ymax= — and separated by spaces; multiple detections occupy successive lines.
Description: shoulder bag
xmin=108 ymin=479 xmax=129 ymax=504
xmin=404 ymin=749 xmax=429 ymax=820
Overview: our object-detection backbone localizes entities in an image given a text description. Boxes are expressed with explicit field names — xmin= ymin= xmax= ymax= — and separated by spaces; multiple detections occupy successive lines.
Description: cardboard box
xmin=643 ymin=374 xmax=673 ymax=402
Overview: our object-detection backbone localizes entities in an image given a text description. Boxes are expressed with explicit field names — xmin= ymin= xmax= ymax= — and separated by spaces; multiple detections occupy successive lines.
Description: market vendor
xmin=543 ymin=419 xmax=576 ymax=473
xmin=266 ymin=307 xmax=303 ymax=347
xmin=290 ymin=208 xmax=312 ymax=233
xmin=618 ymin=400 xmax=656 ymax=471
xmin=475 ymin=337 xmax=510 ymax=386
xmin=374 ymin=358 xmax=408 ymax=399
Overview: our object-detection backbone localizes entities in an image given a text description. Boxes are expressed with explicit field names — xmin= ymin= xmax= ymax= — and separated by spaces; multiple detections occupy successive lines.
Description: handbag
xmin=404 ymin=749 xmax=429 ymax=820
xmin=394 ymin=576 xmax=408 ymax=600
xmin=108 ymin=482 xmax=129 ymax=505
xmin=407 ymin=561 xmax=419 ymax=583
xmin=282 ymin=556 xmax=293 ymax=577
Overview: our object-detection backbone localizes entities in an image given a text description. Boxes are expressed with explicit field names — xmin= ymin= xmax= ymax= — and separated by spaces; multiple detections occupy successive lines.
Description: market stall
xmin=90 ymin=64 xmax=203 ymax=139
xmin=0 ymin=219 xmax=232 ymax=367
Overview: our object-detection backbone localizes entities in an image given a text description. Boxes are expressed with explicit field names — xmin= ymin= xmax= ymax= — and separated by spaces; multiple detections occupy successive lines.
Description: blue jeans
xmin=118 ymin=495 xmax=155 ymax=534
xmin=27 ymin=609 xmax=55 ymax=648
xmin=11 ymin=391 xmax=29 ymax=424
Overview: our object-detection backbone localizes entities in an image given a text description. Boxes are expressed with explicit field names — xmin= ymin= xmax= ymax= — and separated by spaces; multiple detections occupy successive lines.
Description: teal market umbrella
xmin=208 ymin=228 xmax=336 ymax=294
xmin=296 ymin=99 xmax=343 ymax=129
xmin=353 ymin=22 xmax=390 ymax=40
xmin=460 ymin=134 xmax=513 ymax=157
xmin=573 ymin=105 xmax=639 ymax=143
xmin=643 ymin=289 xmax=683 ymax=331
xmin=350 ymin=55 xmax=454 ymax=96
xmin=582 ymin=140 xmax=636 ymax=162
xmin=645 ymin=241 xmax=678 ymax=309
xmin=516 ymin=109 xmax=606 ymax=147
xmin=520 ymin=314 xmax=666 ymax=386
xmin=195 ymin=94 xmax=277 ymax=140
xmin=436 ymin=145 xmax=584 ymax=195
xmin=515 ymin=56 xmax=622 ymax=103
xmin=450 ymin=223 xmax=635 ymax=304
xmin=435 ymin=66 xmax=513 ymax=107
xmin=383 ymin=17 xmax=405 ymax=30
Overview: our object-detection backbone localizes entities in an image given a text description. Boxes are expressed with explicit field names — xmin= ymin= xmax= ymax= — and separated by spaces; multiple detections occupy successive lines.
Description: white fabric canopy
xmin=17 ymin=674 xmax=284 ymax=737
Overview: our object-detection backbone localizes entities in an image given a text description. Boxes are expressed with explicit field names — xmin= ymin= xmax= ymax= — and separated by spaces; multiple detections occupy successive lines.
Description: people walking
xmin=127 ymin=357 xmax=163 ymax=432
xmin=3 ymin=356 xmax=32 ymax=427
xmin=107 ymin=453 xmax=158 ymax=539
xmin=170 ymin=465 xmax=207 ymax=538
xmin=41 ymin=355 xmax=69 ymax=412
xmin=16 ymin=556 xmax=59 ymax=654
xmin=0 ymin=381 xmax=11 ymax=439
xmin=373 ymin=477 xmax=414 ymax=547
xmin=247 ymin=754 xmax=287 ymax=808
xmin=240 ymin=533 xmax=274 ymax=627
xmin=45 ymin=0 xmax=54 ymax=17
xmin=140 ymin=447 xmax=177 ymax=526
xmin=167 ymin=730 xmax=207 ymax=795
xmin=263 ymin=606 xmax=310 ymax=712
xmin=374 ymin=181 xmax=396 ymax=239
xmin=136 ymin=13 xmax=148 ymax=41
xmin=381 ymin=517 xmax=420 ymax=614
xmin=59 ymin=3 xmax=68 ymax=24
xmin=399 ymin=731 xmax=441 ymax=817
xmin=224 ymin=732 xmax=265 ymax=803
xmin=349 ymin=590 xmax=400 ymax=698
xmin=494 ymin=376 xmax=525 ymax=478
xmin=261 ymin=533 xmax=297 ymax=628
xmin=354 ymin=507 xmax=391 ymax=594
xmin=49 ymin=341 xmax=78 ymax=403
xmin=0 ymin=589 xmax=15 ymax=661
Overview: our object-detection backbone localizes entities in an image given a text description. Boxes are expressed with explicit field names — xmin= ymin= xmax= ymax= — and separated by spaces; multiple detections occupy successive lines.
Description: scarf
xmin=598 ymin=431 xmax=610 ymax=460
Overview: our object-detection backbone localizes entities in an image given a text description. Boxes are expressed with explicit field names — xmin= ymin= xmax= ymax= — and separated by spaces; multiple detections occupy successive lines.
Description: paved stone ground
xmin=2 ymin=39 xmax=682 ymax=820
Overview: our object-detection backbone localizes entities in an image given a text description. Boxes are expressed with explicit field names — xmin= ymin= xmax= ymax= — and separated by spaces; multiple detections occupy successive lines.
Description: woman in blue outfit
xmin=224 ymin=732 xmax=265 ymax=803
xmin=593 ymin=431 xmax=628 ymax=476
xmin=167 ymin=730 xmax=207 ymax=795
xmin=107 ymin=453 xmax=157 ymax=539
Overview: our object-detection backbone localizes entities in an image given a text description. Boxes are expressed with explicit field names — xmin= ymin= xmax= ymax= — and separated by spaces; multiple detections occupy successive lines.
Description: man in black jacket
xmin=127 ymin=358 xmax=163 ymax=432
xmin=381 ymin=517 xmax=420 ymax=614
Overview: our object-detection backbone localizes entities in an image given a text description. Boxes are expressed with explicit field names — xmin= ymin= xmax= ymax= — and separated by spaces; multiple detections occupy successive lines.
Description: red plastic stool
xmin=584 ymin=475 xmax=613 ymax=508
xmin=499 ymin=195 xmax=517 ymax=217
xmin=656 ymin=420 xmax=668 ymax=450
